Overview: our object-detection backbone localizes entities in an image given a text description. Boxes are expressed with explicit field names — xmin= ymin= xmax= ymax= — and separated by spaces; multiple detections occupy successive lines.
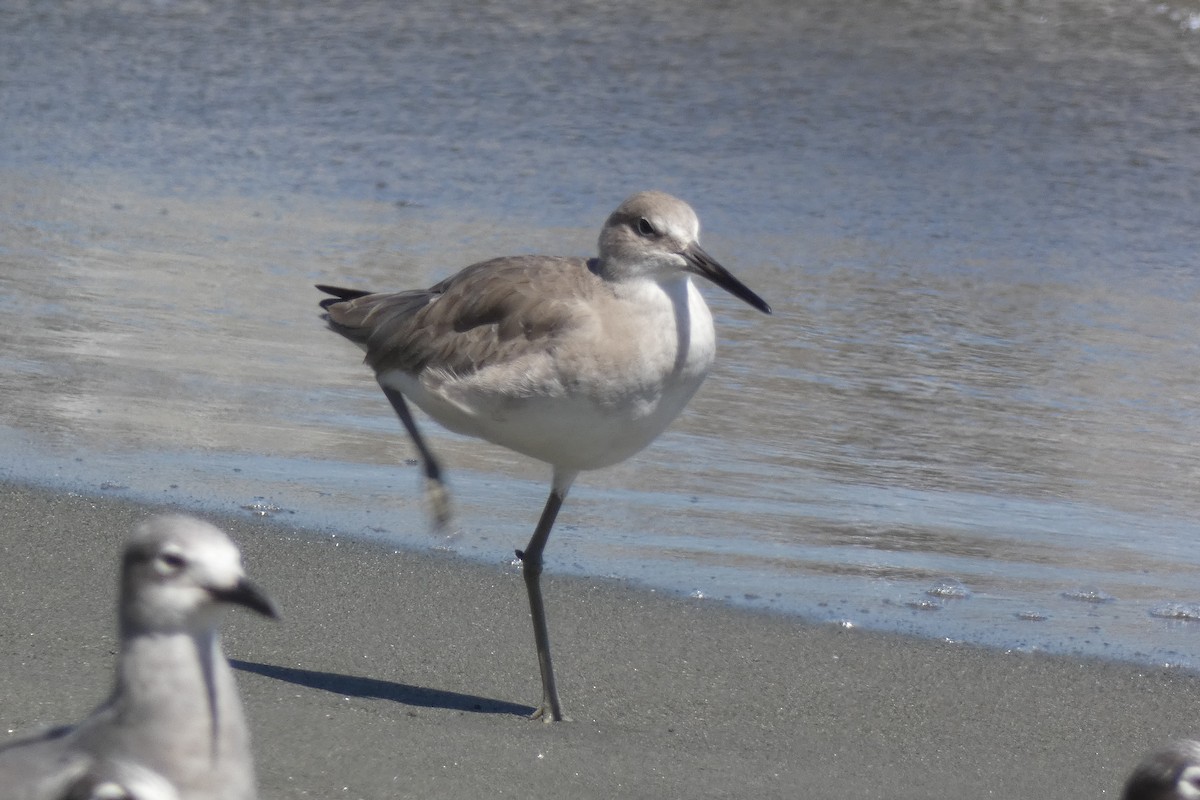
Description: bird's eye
xmin=1181 ymin=765 xmax=1200 ymax=794
xmin=155 ymin=552 xmax=187 ymax=575
xmin=636 ymin=217 xmax=656 ymax=237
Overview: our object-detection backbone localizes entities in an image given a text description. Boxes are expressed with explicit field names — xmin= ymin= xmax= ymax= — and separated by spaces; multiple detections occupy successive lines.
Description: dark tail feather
xmin=316 ymin=284 xmax=374 ymax=310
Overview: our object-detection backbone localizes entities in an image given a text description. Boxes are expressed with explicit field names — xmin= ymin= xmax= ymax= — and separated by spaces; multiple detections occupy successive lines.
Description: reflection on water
xmin=1 ymin=0 xmax=1199 ymax=668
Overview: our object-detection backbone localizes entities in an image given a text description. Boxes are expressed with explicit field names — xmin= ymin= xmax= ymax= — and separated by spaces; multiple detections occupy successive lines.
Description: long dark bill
xmin=682 ymin=243 xmax=772 ymax=314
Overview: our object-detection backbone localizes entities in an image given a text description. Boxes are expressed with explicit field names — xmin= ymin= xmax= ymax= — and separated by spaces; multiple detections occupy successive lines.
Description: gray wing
xmin=0 ymin=726 xmax=91 ymax=800
xmin=61 ymin=763 xmax=180 ymax=800
xmin=319 ymin=256 xmax=601 ymax=376
xmin=0 ymin=728 xmax=179 ymax=800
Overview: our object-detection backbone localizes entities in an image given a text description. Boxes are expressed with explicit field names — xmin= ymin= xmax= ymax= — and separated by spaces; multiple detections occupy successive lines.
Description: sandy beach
xmin=0 ymin=482 xmax=1195 ymax=799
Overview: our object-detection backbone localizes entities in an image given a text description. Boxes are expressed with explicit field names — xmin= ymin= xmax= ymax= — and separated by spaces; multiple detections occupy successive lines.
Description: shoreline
xmin=1 ymin=481 xmax=1196 ymax=798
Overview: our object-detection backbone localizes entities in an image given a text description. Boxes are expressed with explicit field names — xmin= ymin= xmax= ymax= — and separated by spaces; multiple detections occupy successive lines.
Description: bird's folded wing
xmin=324 ymin=256 xmax=597 ymax=376
xmin=0 ymin=727 xmax=92 ymax=800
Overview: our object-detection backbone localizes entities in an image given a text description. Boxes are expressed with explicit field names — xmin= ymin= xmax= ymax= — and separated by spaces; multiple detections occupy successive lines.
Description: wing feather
xmin=0 ymin=726 xmax=92 ymax=800
xmin=319 ymin=256 xmax=601 ymax=376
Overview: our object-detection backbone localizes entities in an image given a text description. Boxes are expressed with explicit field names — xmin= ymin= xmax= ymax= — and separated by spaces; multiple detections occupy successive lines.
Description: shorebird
xmin=1124 ymin=741 xmax=1200 ymax=800
xmin=317 ymin=190 xmax=771 ymax=721
xmin=0 ymin=515 xmax=278 ymax=800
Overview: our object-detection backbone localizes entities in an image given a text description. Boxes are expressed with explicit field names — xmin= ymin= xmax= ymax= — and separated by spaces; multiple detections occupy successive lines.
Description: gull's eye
xmin=155 ymin=551 xmax=187 ymax=576
xmin=636 ymin=217 xmax=657 ymax=237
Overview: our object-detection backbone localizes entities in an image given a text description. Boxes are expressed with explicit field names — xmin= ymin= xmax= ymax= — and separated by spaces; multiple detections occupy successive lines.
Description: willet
xmin=317 ymin=190 xmax=771 ymax=721
xmin=1123 ymin=740 xmax=1200 ymax=800
xmin=0 ymin=515 xmax=278 ymax=800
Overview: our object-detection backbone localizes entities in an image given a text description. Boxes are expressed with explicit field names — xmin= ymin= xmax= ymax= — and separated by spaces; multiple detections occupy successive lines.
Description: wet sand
xmin=0 ymin=482 xmax=1195 ymax=799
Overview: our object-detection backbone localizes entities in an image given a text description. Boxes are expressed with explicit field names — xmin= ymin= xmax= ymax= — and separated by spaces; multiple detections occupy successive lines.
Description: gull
xmin=0 ymin=515 xmax=278 ymax=799
xmin=1124 ymin=740 xmax=1200 ymax=800
xmin=317 ymin=190 xmax=771 ymax=721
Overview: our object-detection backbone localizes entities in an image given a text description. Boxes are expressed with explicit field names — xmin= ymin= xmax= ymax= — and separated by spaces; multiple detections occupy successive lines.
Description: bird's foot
xmin=529 ymin=703 xmax=569 ymax=723
xmin=426 ymin=480 xmax=452 ymax=531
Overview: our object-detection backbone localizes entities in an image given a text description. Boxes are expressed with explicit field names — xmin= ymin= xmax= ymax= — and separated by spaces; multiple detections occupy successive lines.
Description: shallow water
xmin=2 ymin=0 xmax=1199 ymax=668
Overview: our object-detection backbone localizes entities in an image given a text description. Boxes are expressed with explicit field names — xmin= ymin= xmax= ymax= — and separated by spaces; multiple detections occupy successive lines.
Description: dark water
xmin=2 ymin=0 xmax=1199 ymax=668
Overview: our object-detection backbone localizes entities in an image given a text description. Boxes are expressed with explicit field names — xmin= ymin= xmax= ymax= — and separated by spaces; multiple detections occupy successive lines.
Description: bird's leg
xmin=380 ymin=384 xmax=451 ymax=530
xmin=516 ymin=472 xmax=576 ymax=722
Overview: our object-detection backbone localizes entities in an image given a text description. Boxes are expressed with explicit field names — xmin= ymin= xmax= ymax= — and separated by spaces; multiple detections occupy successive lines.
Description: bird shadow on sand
xmin=230 ymin=659 xmax=533 ymax=717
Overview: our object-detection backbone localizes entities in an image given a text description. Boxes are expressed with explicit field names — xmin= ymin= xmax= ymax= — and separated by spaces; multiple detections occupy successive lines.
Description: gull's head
xmin=597 ymin=191 xmax=771 ymax=314
xmin=1124 ymin=741 xmax=1200 ymax=800
xmin=120 ymin=515 xmax=277 ymax=635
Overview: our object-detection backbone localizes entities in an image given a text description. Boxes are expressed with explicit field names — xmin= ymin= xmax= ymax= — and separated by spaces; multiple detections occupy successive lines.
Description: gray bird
xmin=1124 ymin=740 xmax=1200 ymax=800
xmin=318 ymin=191 xmax=770 ymax=721
xmin=0 ymin=515 xmax=278 ymax=800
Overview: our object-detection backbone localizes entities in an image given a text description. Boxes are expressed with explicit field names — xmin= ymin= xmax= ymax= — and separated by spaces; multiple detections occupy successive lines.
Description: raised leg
xmin=380 ymin=384 xmax=451 ymax=530
xmin=516 ymin=470 xmax=577 ymax=722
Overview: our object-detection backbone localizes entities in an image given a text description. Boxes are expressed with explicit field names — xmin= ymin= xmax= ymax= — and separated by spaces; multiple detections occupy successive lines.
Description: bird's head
xmin=119 ymin=515 xmax=277 ymax=635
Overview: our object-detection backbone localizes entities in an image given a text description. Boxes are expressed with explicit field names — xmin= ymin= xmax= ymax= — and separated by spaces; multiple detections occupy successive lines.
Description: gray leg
xmin=517 ymin=487 xmax=567 ymax=722
xmin=380 ymin=384 xmax=451 ymax=529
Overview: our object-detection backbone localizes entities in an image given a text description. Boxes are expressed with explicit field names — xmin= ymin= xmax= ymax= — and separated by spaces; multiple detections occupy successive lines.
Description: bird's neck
xmin=112 ymin=628 xmax=253 ymax=782
xmin=592 ymin=256 xmax=673 ymax=286
xmin=604 ymin=271 xmax=716 ymax=383
xmin=117 ymin=627 xmax=239 ymax=726
xmin=604 ymin=268 xmax=692 ymax=306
